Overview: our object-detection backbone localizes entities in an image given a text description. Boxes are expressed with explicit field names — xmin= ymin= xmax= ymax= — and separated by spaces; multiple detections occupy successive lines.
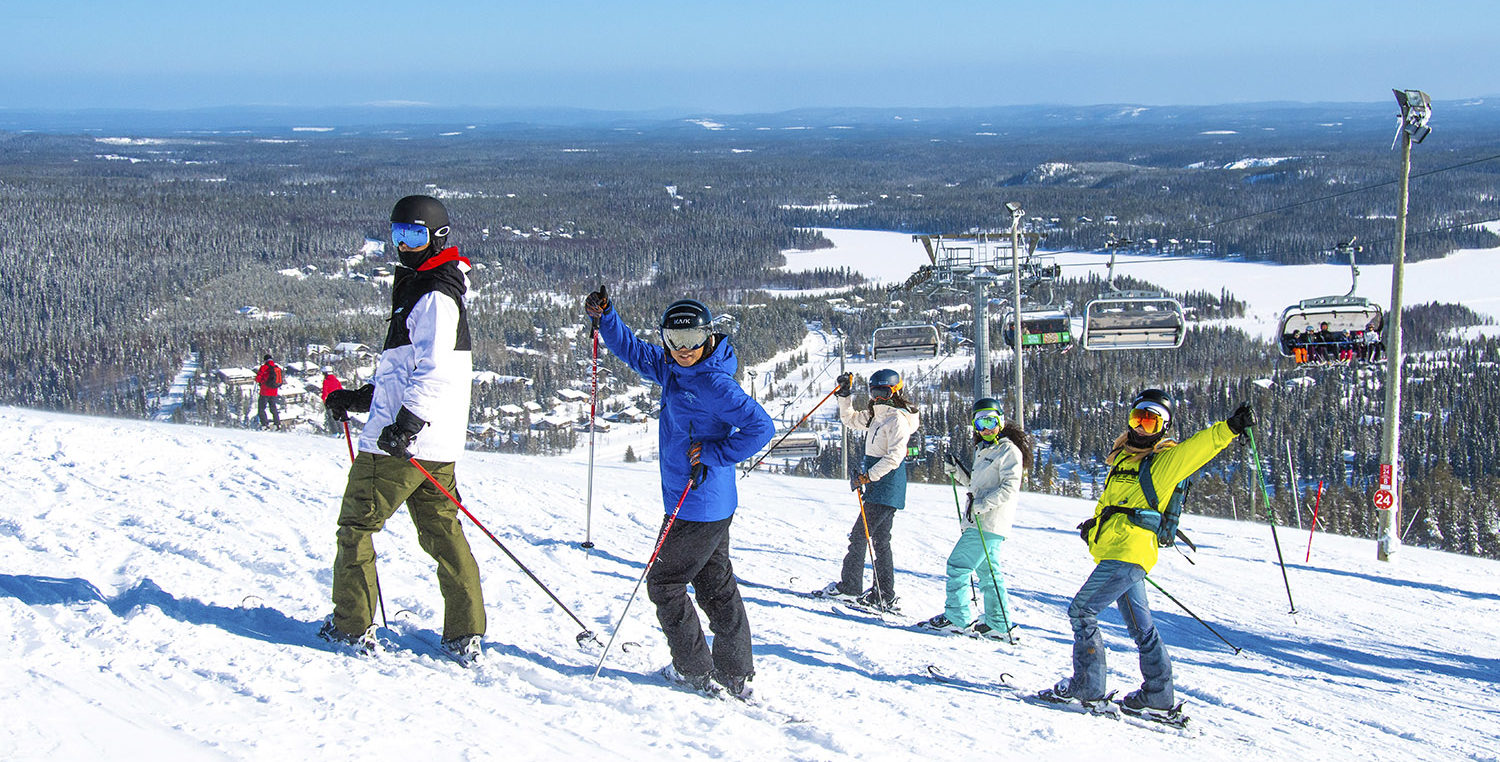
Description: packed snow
xmin=2 ymin=406 xmax=1496 ymax=761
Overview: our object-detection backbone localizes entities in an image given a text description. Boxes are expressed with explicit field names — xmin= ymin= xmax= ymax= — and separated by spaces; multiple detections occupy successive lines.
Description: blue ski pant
xmin=1065 ymin=559 xmax=1174 ymax=708
xmin=943 ymin=528 xmax=1013 ymax=631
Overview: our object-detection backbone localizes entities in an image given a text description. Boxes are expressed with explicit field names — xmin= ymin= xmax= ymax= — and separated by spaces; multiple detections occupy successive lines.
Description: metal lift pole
xmin=1378 ymin=88 xmax=1431 ymax=562
xmin=1008 ymin=203 xmax=1026 ymax=431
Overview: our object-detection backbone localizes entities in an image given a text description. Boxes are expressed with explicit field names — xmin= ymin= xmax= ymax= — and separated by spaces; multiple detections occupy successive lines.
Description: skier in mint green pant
xmin=922 ymin=397 xmax=1032 ymax=641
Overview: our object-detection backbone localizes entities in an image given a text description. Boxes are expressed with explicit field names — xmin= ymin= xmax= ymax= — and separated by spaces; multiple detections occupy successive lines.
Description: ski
xmin=1023 ymin=686 xmax=1197 ymax=735
xmin=921 ymin=666 xmax=1195 ymax=735
xmin=656 ymin=666 xmax=806 ymax=724
xmin=1022 ymin=688 xmax=1123 ymax=720
xmin=921 ymin=664 xmax=1013 ymax=696
xmin=1118 ymin=699 xmax=1192 ymax=730
xmin=912 ymin=620 xmax=1020 ymax=645
xmin=799 ymin=588 xmax=907 ymax=623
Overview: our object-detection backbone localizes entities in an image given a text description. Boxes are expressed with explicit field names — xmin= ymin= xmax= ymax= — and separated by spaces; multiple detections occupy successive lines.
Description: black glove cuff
xmin=351 ymin=384 xmax=374 ymax=413
xmin=393 ymin=406 xmax=428 ymax=436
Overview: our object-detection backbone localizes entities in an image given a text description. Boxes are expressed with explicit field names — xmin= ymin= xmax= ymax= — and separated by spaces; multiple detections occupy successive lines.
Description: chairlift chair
xmin=763 ymin=432 xmax=821 ymax=460
xmin=871 ymin=322 xmax=941 ymax=360
xmin=1275 ymin=238 xmax=1385 ymax=364
xmin=1002 ymin=306 xmax=1074 ymax=350
xmin=1081 ymin=250 xmax=1186 ymax=350
xmin=1277 ymin=297 xmax=1384 ymax=363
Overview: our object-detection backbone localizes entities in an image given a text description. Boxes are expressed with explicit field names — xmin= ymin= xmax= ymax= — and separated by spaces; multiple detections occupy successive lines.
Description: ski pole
xmin=1400 ymin=505 xmax=1424 ymax=543
xmin=853 ymin=483 xmax=886 ymax=608
xmin=1144 ymin=575 xmax=1241 ymax=655
xmin=343 ymin=420 xmax=356 ymax=462
xmin=583 ymin=316 xmax=600 ymax=550
xmin=1246 ymin=428 xmax=1297 ymax=614
xmin=591 ymin=480 xmax=694 ymax=680
xmin=948 ymin=473 xmax=964 ymax=523
xmin=406 ymin=457 xmax=601 ymax=647
xmin=741 ymin=388 xmax=838 ymax=477
xmin=1304 ymin=480 xmax=1325 ymax=563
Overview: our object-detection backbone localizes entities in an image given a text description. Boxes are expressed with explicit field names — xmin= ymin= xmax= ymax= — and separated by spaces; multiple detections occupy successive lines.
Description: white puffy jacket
xmin=838 ymin=396 xmax=919 ymax=481
xmin=951 ymin=438 xmax=1024 ymax=537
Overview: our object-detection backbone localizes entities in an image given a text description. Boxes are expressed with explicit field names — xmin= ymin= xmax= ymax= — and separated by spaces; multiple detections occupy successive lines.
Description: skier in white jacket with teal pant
xmin=924 ymin=397 xmax=1032 ymax=641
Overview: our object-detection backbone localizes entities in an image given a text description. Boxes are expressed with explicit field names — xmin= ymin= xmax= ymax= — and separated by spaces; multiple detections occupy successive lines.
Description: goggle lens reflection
xmin=391 ymin=222 xmax=430 ymax=249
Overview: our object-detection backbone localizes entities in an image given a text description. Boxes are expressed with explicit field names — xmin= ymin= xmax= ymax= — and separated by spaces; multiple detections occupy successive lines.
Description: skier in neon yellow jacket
xmin=1039 ymin=389 xmax=1253 ymax=719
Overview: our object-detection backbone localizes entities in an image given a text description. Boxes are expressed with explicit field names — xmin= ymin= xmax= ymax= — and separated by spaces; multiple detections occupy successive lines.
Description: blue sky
xmin=4 ymin=0 xmax=1495 ymax=111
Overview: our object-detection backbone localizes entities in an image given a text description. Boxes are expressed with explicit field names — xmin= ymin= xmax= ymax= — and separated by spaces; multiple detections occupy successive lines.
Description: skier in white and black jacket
xmin=319 ymin=195 xmax=486 ymax=660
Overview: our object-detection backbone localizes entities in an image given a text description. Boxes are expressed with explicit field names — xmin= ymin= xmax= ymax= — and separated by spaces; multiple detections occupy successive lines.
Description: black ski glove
xmin=834 ymin=372 xmax=854 ymax=398
xmin=1227 ymin=403 xmax=1254 ymax=436
xmin=584 ymin=286 xmax=611 ymax=320
xmin=688 ymin=441 xmax=707 ymax=488
xmin=378 ymin=406 xmax=428 ymax=459
xmin=964 ymin=494 xmax=975 ymax=524
xmin=324 ymin=384 xmax=374 ymax=421
xmin=850 ymin=472 xmax=871 ymax=491
xmin=1077 ymin=517 xmax=1097 ymax=543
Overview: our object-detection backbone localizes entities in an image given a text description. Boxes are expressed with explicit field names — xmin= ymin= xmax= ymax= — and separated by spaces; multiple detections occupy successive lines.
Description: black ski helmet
xmin=659 ymin=299 xmax=713 ymax=331
xmin=390 ymin=195 xmax=451 ymax=267
xmin=972 ymin=396 xmax=1005 ymax=439
xmin=659 ymin=299 xmax=716 ymax=354
xmin=973 ymin=397 xmax=1004 ymax=418
xmin=1131 ymin=388 xmax=1173 ymax=429
xmin=869 ymin=368 xmax=903 ymax=400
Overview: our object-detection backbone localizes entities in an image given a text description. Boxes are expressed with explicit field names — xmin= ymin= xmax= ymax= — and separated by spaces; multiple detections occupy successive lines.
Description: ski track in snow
xmin=2 ymin=406 xmax=1498 ymax=761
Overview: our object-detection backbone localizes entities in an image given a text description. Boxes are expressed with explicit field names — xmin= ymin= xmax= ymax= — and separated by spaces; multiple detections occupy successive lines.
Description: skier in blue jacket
xmin=584 ymin=287 xmax=773 ymax=699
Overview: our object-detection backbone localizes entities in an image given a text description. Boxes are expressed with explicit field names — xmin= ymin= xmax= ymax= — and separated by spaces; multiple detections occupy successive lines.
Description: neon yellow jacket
xmin=1087 ymin=421 xmax=1237 ymax=571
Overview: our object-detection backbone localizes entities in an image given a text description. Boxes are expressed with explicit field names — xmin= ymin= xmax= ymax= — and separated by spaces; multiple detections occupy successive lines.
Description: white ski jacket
xmin=359 ymin=255 xmax=473 ymax=462
xmin=838 ymin=396 xmax=920 ymax=482
xmin=951 ymin=438 xmax=1023 ymax=537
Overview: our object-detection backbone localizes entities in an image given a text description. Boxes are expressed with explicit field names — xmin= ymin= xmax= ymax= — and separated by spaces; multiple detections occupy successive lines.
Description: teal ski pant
xmin=943 ymin=527 xmax=1013 ymax=631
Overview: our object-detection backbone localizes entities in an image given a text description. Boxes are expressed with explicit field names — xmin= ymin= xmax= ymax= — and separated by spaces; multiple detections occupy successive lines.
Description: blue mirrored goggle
xmin=973 ymin=412 xmax=1002 ymax=431
xmin=391 ymin=222 xmax=430 ymax=250
xmin=662 ymin=326 xmax=711 ymax=352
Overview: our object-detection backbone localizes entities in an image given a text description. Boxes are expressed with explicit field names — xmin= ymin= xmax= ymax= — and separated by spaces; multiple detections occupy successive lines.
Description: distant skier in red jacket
xmin=254 ymin=355 xmax=284 ymax=429
xmin=321 ymin=367 xmax=344 ymax=434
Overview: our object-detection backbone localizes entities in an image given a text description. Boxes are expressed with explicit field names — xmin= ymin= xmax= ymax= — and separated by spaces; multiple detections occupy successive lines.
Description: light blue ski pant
xmin=943 ymin=528 xmax=1013 ymax=631
xmin=1065 ymin=559 xmax=1174 ymax=707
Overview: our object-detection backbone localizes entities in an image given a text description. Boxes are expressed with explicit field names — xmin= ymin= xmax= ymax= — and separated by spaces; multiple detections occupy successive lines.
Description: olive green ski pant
xmin=330 ymin=452 xmax=485 ymax=640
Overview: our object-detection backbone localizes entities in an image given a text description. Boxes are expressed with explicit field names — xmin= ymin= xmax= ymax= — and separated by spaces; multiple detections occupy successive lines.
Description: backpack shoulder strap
xmin=1138 ymin=453 xmax=1160 ymax=512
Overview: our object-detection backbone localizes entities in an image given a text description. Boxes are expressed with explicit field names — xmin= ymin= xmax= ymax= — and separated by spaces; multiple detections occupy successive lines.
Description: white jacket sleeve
xmin=838 ymin=396 xmax=868 ymax=432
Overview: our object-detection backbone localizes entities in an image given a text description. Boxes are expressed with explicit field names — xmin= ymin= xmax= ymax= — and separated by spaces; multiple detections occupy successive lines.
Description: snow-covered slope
xmin=2 ymin=407 xmax=1496 ymax=761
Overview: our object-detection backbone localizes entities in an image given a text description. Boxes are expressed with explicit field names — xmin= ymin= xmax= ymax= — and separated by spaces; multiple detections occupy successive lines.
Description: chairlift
xmin=871 ymin=322 xmax=940 ymax=360
xmin=1002 ymin=307 xmax=1074 ymax=350
xmin=1277 ymin=238 xmax=1385 ymax=364
xmin=1081 ymin=247 xmax=1186 ymax=351
xmin=763 ymin=432 xmax=821 ymax=460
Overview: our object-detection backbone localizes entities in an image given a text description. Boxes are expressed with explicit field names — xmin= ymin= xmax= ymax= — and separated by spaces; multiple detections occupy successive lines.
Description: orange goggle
xmin=1128 ymin=408 xmax=1165 ymax=435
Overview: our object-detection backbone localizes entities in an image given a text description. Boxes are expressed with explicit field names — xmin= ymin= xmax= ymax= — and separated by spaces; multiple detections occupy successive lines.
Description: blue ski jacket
xmin=597 ymin=309 xmax=774 ymax=522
